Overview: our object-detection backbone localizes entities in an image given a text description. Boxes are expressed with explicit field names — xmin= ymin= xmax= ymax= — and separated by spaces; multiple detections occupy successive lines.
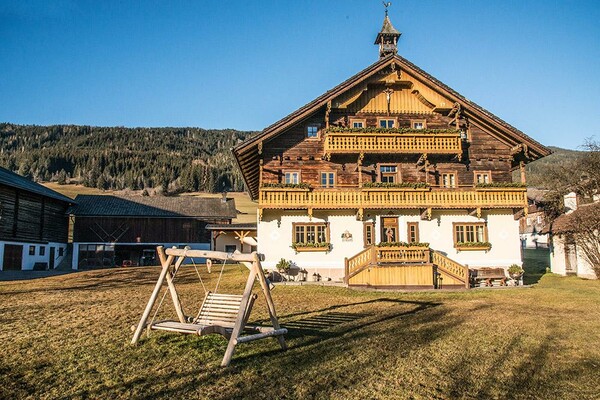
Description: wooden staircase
xmin=345 ymin=246 xmax=470 ymax=289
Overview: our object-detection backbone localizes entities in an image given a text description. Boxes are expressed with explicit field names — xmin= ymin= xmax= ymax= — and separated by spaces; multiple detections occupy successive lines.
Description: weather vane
xmin=383 ymin=1 xmax=392 ymax=16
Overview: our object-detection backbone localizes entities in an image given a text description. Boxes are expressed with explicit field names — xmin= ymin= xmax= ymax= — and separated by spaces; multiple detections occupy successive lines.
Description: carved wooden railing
xmin=259 ymin=187 xmax=527 ymax=211
xmin=345 ymin=245 xmax=376 ymax=283
xmin=377 ymin=247 xmax=430 ymax=263
xmin=431 ymin=250 xmax=470 ymax=288
xmin=324 ymin=132 xmax=462 ymax=156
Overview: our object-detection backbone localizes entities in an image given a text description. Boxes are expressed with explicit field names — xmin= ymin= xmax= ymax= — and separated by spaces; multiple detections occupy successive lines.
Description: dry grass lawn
xmin=1 ymin=268 xmax=598 ymax=399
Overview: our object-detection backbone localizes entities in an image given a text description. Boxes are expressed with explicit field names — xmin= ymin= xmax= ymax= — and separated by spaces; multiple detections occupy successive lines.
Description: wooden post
xmin=344 ymin=257 xmax=349 ymax=284
xmin=520 ymin=161 xmax=526 ymax=184
xmin=221 ymin=259 xmax=259 ymax=367
xmin=250 ymin=253 xmax=287 ymax=350
xmin=131 ymin=246 xmax=174 ymax=345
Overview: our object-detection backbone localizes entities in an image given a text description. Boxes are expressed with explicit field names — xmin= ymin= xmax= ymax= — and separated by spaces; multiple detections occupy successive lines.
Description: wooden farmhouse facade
xmin=70 ymin=194 xmax=236 ymax=269
xmin=0 ymin=167 xmax=74 ymax=271
xmin=233 ymin=13 xmax=552 ymax=288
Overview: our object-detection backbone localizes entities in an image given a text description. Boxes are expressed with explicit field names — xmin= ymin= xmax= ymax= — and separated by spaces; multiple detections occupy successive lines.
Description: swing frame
xmin=131 ymin=246 xmax=287 ymax=367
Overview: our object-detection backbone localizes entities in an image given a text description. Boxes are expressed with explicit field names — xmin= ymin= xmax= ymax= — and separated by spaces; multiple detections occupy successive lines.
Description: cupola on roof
xmin=374 ymin=4 xmax=401 ymax=58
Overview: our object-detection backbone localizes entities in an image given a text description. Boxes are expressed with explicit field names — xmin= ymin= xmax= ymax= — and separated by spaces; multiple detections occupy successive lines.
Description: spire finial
xmin=383 ymin=2 xmax=391 ymax=17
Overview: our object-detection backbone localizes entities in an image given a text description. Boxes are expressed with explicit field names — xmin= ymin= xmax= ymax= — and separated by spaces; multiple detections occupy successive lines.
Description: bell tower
xmin=374 ymin=3 xmax=401 ymax=59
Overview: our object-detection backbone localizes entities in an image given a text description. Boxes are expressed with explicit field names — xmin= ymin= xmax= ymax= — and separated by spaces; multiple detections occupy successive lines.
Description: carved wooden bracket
xmin=420 ymin=208 xmax=432 ymax=221
xmin=468 ymin=207 xmax=482 ymax=219
xmin=356 ymin=208 xmax=364 ymax=221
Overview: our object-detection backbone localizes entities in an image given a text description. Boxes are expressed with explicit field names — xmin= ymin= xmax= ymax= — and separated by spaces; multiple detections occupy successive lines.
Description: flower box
xmin=455 ymin=242 xmax=492 ymax=252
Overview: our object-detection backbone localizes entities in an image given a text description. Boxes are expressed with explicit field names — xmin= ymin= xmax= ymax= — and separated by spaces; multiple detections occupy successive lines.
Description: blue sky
xmin=1 ymin=1 xmax=599 ymax=149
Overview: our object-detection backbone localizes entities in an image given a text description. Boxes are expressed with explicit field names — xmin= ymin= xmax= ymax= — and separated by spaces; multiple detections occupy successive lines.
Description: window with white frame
xmin=411 ymin=119 xmax=426 ymax=130
xmin=284 ymin=171 xmax=300 ymax=184
xmin=320 ymin=172 xmax=335 ymax=188
xmin=306 ymin=125 xmax=319 ymax=138
xmin=441 ymin=173 xmax=457 ymax=188
xmin=380 ymin=165 xmax=398 ymax=183
xmin=379 ymin=119 xmax=395 ymax=128
xmin=474 ymin=171 xmax=491 ymax=184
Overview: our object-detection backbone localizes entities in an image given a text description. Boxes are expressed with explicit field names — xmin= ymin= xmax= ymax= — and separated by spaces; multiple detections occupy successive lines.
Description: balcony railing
xmin=323 ymin=128 xmax=463 ymax=156
xmin=259 ymin=187 xmax=527 ymax=211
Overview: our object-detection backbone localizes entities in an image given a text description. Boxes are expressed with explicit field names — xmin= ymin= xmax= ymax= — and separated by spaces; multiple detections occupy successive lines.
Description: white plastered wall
xmin=257 ymin=208 xmax=522 ymax=281
xmin=213 ymin=232 xmax=257 ymax=253
xmin=550 ymin=234 xmax=597 ymax=279
xmin=0 ymin=241 xmax=68 ymax=271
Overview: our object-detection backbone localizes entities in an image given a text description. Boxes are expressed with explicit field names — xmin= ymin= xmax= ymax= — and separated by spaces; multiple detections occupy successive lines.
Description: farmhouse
xmin=233 ymin=12 xmax=551 ymax=288
xmin=69 ymin=194 xmax=236 ymax=269
xmin=0 ymin=167 xmax=74 ymax=270
xmin=544 ymin=193 xmax=599 ymax=279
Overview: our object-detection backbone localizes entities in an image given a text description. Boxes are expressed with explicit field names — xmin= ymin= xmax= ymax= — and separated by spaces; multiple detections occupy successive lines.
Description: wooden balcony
xmin=259 ymin=187 xmax=527 ymax=212
xmin=323 ymin=128 xmax=462 ymax=157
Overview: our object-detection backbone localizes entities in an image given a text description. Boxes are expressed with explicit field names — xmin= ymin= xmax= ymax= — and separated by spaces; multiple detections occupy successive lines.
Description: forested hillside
xmin=522 ymin=146 xmax=584 ymax=188
xmin=0 ymin=123 xmax=256 ymax=193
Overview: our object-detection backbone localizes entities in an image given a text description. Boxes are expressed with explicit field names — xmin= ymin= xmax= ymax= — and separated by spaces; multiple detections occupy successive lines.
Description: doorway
xmin=381 ymin=217 xmax=398 ymax=243
xmin=3 ymin=244 xmax=23 ymax=270
xmin=564 ymin=240 xmax=578 ymax=274
xmin=49 ymin=247 xmax=55 ymax=270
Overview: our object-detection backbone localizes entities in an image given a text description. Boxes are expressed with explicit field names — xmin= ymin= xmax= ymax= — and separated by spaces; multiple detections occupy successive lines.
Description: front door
xmin=49 ymin=247 xmax=55 ymax=270
xmin=564 ymin=242 xmax=578 ymax=274
xmin=3 ymin=244 xmax=23 ymax=270
xmin=381 ymin=217 xmax=398 ymax=243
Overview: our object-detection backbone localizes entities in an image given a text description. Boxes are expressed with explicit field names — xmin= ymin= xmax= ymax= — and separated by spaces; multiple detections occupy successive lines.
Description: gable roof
xmin=0 ymin=167 xmax=75 ymax=204
xmin=233 ymin=54 xmax=552 ymax=200
xmin=69 ymin=195 xmax=237 ymax=219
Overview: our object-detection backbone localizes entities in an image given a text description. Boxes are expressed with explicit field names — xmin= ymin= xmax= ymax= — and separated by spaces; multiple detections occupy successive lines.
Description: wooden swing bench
xmin=131 ymin=247 xmax=287 ymax=367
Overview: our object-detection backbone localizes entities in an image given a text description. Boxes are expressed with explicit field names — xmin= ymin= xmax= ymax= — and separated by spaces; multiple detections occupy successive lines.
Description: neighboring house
xmin=69 ymin=195 xmax=237 ymax=269
xmin=544 ymin=193 xmax=599 ymax=279
xmin=206 ymin=223 xmax=257 ymax=254
xmin=0 ymin=167 xmax=74 ymax=270
xmin=519 ymin=188 xmax=549 ymax=249
xmin=232 ymin=12 xmax=551 ymax=288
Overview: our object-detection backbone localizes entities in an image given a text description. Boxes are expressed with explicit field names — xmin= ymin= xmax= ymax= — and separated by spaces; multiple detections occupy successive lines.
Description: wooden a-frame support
xmin=131 ymin=246 xmax=287 ymax=367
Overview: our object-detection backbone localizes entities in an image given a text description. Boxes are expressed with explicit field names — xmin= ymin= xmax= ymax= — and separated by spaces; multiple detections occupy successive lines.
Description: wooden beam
xmin=164 ymin=248 xmax=256 ymax=263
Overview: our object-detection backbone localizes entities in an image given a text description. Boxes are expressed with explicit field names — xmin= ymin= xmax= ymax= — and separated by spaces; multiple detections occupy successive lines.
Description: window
xmin=411 ymin=119 xmax=426 ymax=130
xmin=536 ymin=215 xmax=543 ymax=224
xmin=378 ymin=118 xmax=395 ymax=128
xmin=58 ymin=247 xmax=64 ymax=257
xmin=350 ymin=118 xmax=365 ymax=128
xmin=407 ymin=222 xmax=419 ymax=243
xmin=474 ymin=171 xmax=491 ymax=184
xmin=293 ymin=223 xmax=329 ymax=244
xmin=526 ymin=218 xmax=532 ymax=226
xmin=225 ymin=245 xmax=237 ymax=253
xmin=29 ymin=246 xmax=35 ymax=256
xmin=39 ymin=246 xmax=45 ymax=256
xmin=380 ymin=165 xmax=398 ymax=183
xmin=306 ymin=125 xmax=319 ymax=138
xmin=284 ymin=171 xmax=300 ymax=184
xmin=381 ymin=217 xmax=398 ymax=242
xmin=320 ymin=172 xmax=335 ymax=188
xmin=454 ymin=223 xmax=487 ymax=245
xmin=364 ymin=222 xmax=374 ymax=247
xmin=441 ymin=173 xmax=457 ymax=188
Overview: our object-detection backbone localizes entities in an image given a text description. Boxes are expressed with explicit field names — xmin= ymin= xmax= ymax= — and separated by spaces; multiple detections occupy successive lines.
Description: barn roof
xmin=206 ymin=223 xmax=257 ymax=231
xmin=0 ymin=167 xmax=75 ymax=204
xmin=69 ymin=195 xmax=237 ymax=219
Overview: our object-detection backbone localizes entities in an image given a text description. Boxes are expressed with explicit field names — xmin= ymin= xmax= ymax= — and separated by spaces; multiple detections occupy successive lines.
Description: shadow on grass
xmin=69 ymin=298 xmax=447 ymax=399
